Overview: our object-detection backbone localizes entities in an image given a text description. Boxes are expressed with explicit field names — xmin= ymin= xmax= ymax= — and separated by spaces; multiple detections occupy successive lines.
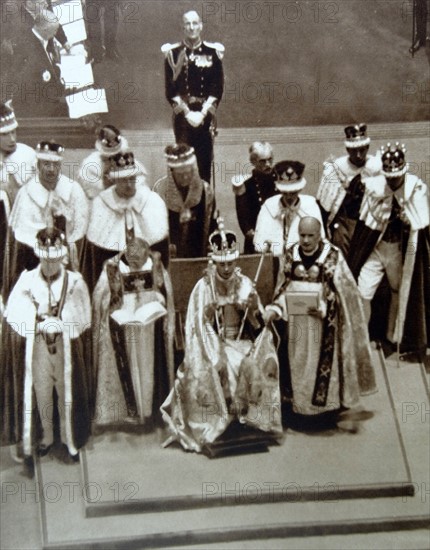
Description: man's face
xmin=40 ymin=255 xmax=63 ymax=276
xmin=183 ymin=11 xmax=203 ymax=42
xmin=35 ymin=8 xmax=59 ymax=40
xmin=299 ymin=221 xmax=321 ymax=253
xmin=280 ymin=190 xmax=299 ymax=206
xmin=347 ymin=145 xmax=369 ymax=168
xmin=253 ymin=152 xmax=273 ymax=176
xmin=0 ymin=130 xmax=17 ymax=154
xmin=124 ymin=238 xmax=149 ymax=270
xmin=115 ymin=176 xmax=137 ymax=198
xmin=172 ymin=165 xmax=194 ymax=188
xmin=216 ymin=260 xmax=236 ymax=280
xmin=38 ymin=159 xmax=61 ymax=189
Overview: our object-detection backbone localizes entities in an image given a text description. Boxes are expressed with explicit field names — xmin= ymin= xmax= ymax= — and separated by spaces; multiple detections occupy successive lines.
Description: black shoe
xmin=59 ymin=444 xmax=79 ymax=464
xmin=72 ymin=453 xmax=80 ymax=463
xmin=22 ymin=456 xmax=35 ymax=479
xmin=55 ymin=443 xmax=76 ymax=464
xmin=378 ymin=338 xmax=397 ymax=358
xmin=37 ymin=443 xmax=53 ymax=457
xmin=66 ymin=452 xmax=80 ymax=464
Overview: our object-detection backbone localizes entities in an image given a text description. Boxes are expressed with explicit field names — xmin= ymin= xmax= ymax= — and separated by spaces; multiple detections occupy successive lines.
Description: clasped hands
xmin=50 ymin=195 xmax=66 ymax=217
xmin=203 ymin=292 xmax=259 ymax=322
xmin=204 ymin=302 xmax=219 ymax=322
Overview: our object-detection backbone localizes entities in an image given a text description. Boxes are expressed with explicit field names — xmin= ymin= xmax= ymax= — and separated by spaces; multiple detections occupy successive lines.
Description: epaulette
xmin=161 ymin=42 xmax=181 ymax=56
xmin=203 ymin=41 xmax=225 ymax=59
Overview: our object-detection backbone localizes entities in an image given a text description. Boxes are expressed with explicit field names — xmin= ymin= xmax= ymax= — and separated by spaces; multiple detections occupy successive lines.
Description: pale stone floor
xmin=1 ymin=126 xmax=429 ymax=549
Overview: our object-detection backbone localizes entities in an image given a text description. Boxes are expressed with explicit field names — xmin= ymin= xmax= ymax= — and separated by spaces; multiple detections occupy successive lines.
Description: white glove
xmin=263 ymin=307 xmax=279 ymax=325
xmin=185 ymin=111 xmax=204 ymax=128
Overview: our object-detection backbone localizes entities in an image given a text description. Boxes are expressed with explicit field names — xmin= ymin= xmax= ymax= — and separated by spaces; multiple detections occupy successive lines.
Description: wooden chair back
xmin=169 ymin=254 xmax=277 ymax=314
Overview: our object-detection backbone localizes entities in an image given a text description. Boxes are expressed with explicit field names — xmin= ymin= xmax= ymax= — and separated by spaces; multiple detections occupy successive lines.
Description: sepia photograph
xmin=0 ymin=1 xmax=429 ymax=548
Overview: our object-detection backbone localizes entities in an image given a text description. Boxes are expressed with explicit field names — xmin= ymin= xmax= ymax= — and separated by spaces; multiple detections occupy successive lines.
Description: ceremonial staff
xmin=411 ymin=0 xmax=417 ymax=57
xmin=236 ymin=241 xmax=270 ymax=341
xmin=210 ymin=119 xmax=218 ymax=191
xmin=207 ymin=257 xmax=223 ymax=339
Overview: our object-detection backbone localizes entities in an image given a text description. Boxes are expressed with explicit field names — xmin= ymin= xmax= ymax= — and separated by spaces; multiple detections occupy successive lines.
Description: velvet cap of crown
xmin=95 ymin=125 xmax=123 ymax=157
xmin=34 ymin=227 xmax=68 ymax=259
xmin=36 ymin=141 xmax=64 ymax=162
xmin=274 ymin=160 xmax=306 ymax=193
xmin=109 ymin=151 xmax=140 ymax=178
xmin=209 ymin=219 xmax=240 ymax=262
xmin=344 ymin=123 xmax=370 ymax=148
xmin=380 ymin=142 xmax=408 ymax=178
xmin=164 ymin=143 xmax=197 ymax=168
xmin=0 ymin=100 xmax=18 ymax=134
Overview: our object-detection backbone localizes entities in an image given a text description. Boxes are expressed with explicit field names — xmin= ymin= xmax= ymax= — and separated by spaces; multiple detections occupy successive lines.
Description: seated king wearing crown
xmin=161 ymin=219 xmax=282 ymax=453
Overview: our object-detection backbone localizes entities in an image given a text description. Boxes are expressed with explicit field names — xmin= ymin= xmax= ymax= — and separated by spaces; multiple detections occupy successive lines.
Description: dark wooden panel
xmin=16 ymin=118 xmax=95 ymax=149
xmin=169 ymin=253 xmax=276 ymax=313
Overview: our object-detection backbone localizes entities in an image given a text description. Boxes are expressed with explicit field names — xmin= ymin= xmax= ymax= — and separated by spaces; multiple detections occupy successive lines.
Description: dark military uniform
xmin=162 ymin=40 xmax=224 ymax=183
xmin=234 ymin=170 xmax=277 ymax=254
xmin=11 ymin=32 xmax=67 ymax=118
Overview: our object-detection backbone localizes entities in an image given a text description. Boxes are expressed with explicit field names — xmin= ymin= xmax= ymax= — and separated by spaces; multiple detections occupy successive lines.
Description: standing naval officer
xmin=162 ymin=10 xmax=224 ymax=184
xmin=232 ymin=141 xmax=277 ymax=254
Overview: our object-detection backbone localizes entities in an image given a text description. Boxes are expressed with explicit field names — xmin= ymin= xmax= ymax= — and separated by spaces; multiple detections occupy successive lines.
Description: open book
xmin=285 ymin=281 xmax=322 ymax=316
xmin=110 ymin=301 xmax=167 ymax=326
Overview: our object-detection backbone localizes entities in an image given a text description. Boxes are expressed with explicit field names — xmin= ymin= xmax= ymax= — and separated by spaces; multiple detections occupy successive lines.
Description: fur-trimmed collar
xmin=26 ymin=174 xmax=73 ymax=208
xmin=99 ymin=185 xmax=150 ymax=214
xmin=334 ymin=154 xmax=381 ymax=179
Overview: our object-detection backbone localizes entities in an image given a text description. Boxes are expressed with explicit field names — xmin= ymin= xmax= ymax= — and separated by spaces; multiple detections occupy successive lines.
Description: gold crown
xmin=208 ymin=217 xmax=239 ymax=262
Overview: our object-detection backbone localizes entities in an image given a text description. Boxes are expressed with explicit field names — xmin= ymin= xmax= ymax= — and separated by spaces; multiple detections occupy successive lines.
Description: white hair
xmin=249 ymin=141 xmax=273 ymax=164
